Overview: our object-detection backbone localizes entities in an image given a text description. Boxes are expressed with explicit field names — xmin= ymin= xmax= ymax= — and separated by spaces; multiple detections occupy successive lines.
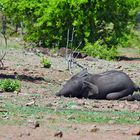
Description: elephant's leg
xmin=106 ymin=89 xmax=129 ymax=100
xmin=119 ymin=94 xmax=140 ymax=101
xmin=119 ymin=95 xmax=134 ymax=101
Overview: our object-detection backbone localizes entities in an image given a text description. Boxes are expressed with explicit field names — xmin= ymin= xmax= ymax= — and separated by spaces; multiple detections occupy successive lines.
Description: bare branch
xmin=65 ymin=28 xmax=86 ymax=74
xmin=72 ymin=41 xmax=82 ymax=59
xmin=0 ymin=14 xmax=7 ymax=69
xmin=2 ymin=34 xmax=7 ymax=47
xmin=0 ymin=52 xmax=6 ymax=69
xmin=73 ymin=61 xmax=87 ymax=70
xmin=0 ymin=34 xmax=7 ymax=69
xmin=66 ymin=29 xmax=69 ymax=60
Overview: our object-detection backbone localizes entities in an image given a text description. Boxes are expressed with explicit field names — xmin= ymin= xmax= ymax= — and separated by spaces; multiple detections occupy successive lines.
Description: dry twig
xmin=0 ymin=52 xmax=6 ymax=69
xmin=65 ymin=28 xmax=86 ymax=74
xmin=0 ymin=14 xmax=7 ymax=69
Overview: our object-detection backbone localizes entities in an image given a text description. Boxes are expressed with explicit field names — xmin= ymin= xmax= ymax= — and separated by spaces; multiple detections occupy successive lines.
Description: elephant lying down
xmin=55 ymin=70 xmax=140 ymax=100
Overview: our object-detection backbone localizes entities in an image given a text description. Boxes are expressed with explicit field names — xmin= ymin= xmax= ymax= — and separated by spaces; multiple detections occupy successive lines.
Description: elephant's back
xmin=90 ymin=71 xmax=135 ymax=97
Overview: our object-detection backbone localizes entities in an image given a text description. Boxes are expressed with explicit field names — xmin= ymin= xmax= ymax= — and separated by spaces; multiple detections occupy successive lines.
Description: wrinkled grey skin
xmin=55 ymin=70 xmax=140 ymax=100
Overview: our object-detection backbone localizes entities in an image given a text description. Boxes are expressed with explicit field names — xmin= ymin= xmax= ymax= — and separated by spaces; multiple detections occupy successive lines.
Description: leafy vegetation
xmin=82 ymin=40 xmax=117 ymax=60
xmin=0 ymin=0 xmax=140 ymax=60
xmin=40 ymin=56 xmax=51 ymax=68
xmin=0 ymin=79 xmax=21 ymax=92
xmin=125 ymin=31 xmax=140 ymax=51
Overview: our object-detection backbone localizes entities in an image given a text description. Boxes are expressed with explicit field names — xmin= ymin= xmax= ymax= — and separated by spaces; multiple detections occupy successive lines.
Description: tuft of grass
xmin=40 ymin=56 xmax=51 ymax=68
xmin=0 ymin=79 xmax=21 ymax=92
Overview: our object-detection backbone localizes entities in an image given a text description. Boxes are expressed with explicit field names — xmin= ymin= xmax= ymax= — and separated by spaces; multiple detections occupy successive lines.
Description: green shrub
xmin=0 ymin=79 xmax=21 ymax=92
xmin=40 ymin=56 xmax=51 ymax=68
xmin=82 ymin=40 xmax=117 ymax=60
xmin=120 ymin=30 xmax=140 ymax=51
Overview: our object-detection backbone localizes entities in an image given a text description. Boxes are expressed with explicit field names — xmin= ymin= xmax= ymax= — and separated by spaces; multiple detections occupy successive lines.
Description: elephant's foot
xmin=119 ymin=95 xmax=135 ymax=101
xmin=119 ymin=94 xmax=140 ymax=101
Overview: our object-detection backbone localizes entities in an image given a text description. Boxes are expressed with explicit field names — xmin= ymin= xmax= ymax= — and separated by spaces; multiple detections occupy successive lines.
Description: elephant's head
xmin=55 ymin=78 xmax=99 ymax=98
xmin=55 ymin=79 xmax=83 ymax=97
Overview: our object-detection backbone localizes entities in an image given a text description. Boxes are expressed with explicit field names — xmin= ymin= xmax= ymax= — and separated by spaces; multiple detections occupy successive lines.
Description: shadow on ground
xmin=0 ymin=73 xmax=45 ymax=82
xmin=116 ymin=56 xmax=140 ymax=61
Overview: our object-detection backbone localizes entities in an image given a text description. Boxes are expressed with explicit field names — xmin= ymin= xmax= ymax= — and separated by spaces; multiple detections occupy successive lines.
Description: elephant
xmin=55 ymin=70 xmax=140 ymax=101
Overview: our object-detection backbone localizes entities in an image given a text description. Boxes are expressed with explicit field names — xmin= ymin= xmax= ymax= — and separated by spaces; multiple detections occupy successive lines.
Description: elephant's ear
xmin=83 ymin=81 xmax=99 ymax=95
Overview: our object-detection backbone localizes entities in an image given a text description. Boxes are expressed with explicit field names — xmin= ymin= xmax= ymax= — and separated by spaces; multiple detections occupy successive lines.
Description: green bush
xmin=82 ymin=41 xmax=117 ymax=60
xmin=40 ymin=56 xmax=51 ymax=68
xmin=0 ymin=79 xmax=21 ymax=92
xmin=120 ymin=30 xmax=140 ymax=51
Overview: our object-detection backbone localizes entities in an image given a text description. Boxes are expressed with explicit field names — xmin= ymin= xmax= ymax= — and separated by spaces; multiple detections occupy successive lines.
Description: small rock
xmin=14 ymin=71 xmax=18 ymax=75
xmin=92 ymin=104 xmax=99 ymax=108
xmin=73 ymin=127 xmax=77 ymax=130
xmin=26 ymin=100 xmax=36 ymax=106
xmin=113 ymin=107 xmax=120 ymax=111
xmin=29 ymin=71 xmax=34 ymax=74
xmin=77 ymin=100 xmax=86 ymax=106
xmin=119 ymin=103 xmax=125 ymax=109
xmin=23 ymin=68 xmax=30 ymax=71
xmin=70 ymin=105 xmax=82 ymax=110
xmin=27 ymin=119 xmax=40 ymax=129
xmin=137 ymin=117 xmax=140 ymax=121
xmin=19 ymin=131 xmax=31 ymax=137
xmin=58 ymin=69 xmax=64 ymax=72
xmin=115 ymin=65 xmax=122 ymax=69
xmin=46 ymin=103 xmax=53 ymax=107
xmin=14 ymin=90 xmax=20 ymax=95
xmin=54 ymin=131 xmax=63 ymax=138
xmin=89 ymin=125 xmax=100 ymax=132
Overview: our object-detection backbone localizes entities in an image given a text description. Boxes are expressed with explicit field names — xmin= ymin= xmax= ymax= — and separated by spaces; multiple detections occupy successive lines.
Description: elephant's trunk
xmin=55 ymin=92 xmax=62 ymax=96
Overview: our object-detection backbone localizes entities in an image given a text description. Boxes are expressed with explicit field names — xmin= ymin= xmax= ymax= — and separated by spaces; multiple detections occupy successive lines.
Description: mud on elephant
xmin=55 ymin=70 xmax=140 ymax=101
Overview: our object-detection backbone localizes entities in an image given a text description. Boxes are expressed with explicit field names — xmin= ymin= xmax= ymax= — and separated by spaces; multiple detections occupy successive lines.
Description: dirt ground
xmin=0 ymin=38 xmax=140 ymax=140
xmin=0 ymin=123 xmax=139 ymax=140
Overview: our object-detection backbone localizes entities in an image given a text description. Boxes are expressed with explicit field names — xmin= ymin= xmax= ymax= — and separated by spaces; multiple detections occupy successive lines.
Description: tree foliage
xmin=0 ymin=0 xmax=139 ymax=50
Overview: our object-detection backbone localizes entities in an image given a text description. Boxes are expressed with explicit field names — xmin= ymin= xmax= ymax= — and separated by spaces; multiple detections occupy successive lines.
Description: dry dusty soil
xmin=0 ymin=37 xmax=140 ymax=140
